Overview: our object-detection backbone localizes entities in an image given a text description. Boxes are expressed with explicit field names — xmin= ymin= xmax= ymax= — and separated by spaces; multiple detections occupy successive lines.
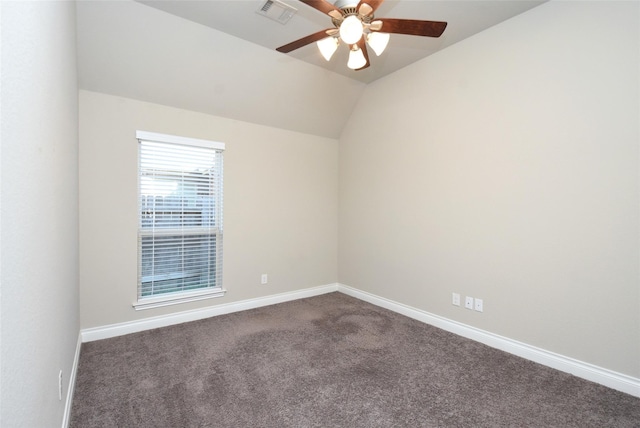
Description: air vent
xmin=257 ymin=0 xmax=297 ymax=25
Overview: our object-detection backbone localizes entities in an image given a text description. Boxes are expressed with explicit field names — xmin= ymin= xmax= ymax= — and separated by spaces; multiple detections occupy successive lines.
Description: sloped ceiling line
xmin=77 ymin=0 xmax=545 ymax=139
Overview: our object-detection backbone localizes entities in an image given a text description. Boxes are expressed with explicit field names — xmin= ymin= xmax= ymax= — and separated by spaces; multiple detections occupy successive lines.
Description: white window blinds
xmin=136 ymin=131 xmax=224 ymax=307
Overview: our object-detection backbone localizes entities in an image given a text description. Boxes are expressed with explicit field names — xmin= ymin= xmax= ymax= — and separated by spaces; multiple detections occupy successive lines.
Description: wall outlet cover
xmin=465 ymin=296 xmax=473 ymax=309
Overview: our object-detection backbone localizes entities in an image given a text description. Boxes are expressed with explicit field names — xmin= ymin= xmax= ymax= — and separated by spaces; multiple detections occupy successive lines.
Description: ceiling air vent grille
xmin=257 ymin=0 xmax=297 ymax=25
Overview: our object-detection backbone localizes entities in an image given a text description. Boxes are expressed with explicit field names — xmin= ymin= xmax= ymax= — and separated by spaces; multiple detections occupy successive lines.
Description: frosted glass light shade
xmin=366 ymin=32 xmax=390 ymax=56
xmin=317 ymin=37 xmax=339 ymax=61
xmin=347 ymin=47 xmax=367 ymax=70
xmin=339 ymin=15 xmax=364 ymax=44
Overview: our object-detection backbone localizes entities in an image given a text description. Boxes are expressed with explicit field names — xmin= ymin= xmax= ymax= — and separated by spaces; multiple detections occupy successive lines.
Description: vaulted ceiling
xmin=138 ymin=0 xmax=545 ymax=84
xmin=76 ymin=0 xmax=545 ymax=138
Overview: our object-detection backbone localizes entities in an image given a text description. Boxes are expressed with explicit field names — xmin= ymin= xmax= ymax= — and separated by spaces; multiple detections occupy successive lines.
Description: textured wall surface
xmin=75 ymin=0 xmax=365 ymax=139
xmin=79 ymin=90 xmax=338 ymax=328
xmin=1 ymin=1 xmax=80 ymax=426
xmin=339 ymin=1 xmax=640 ymax=377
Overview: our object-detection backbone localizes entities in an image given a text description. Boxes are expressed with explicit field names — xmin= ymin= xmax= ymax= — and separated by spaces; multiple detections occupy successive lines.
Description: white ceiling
xmin=76 ymin=0 xmax=546 ymax=139
xmin=137 ymin=0 xmax=546 ymax=84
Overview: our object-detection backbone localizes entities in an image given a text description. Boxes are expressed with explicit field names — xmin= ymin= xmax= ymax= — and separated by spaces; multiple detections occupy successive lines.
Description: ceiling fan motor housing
xmin=276 ymin=0 xmax=448 ymax=71
xmin=331 ymin=6 xmax=373 ymax=28
xmin=333 ymin=0 xmax=359 ymax=9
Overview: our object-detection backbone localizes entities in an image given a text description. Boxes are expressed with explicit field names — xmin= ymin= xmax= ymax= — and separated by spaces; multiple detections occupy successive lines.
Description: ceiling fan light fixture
xmin=275 ymin=0 xmax=448 ymax=73
xmin=339 ymin=15 xmax=364 ymax=44
xmin=366 ymin=32 xmax=390 ymax=56
xmin=317 ymin=36 xmax=339 ymax=61
xmin=347 ymin=46 xmax=367 ymax=70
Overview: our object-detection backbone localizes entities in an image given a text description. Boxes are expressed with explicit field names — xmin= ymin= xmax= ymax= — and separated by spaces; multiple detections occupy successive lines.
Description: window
xmin=134 ymin=131 xmax=225 ymax=310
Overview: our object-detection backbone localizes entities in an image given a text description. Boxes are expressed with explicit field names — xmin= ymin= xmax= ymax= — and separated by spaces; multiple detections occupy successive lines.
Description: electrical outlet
xmin=452 ymin=293 xmax=460 ymax=306
xmin=261 ymin=274 xmax=268 ymax=285
xmin=474 ymin=298 xmax=483 ymax=312
xmin=464 ymin=296 xmax=473 ymax=309
xmin=58 ymin=370 xmax=63 ymax=400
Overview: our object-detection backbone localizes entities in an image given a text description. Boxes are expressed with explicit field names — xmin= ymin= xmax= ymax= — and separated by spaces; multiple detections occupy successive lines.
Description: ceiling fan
xmin=276 ymin=0 xmax=447 ymax=71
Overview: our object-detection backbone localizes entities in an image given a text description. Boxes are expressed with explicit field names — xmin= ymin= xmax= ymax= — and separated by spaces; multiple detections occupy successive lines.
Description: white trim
xmin=136 ymin=130 xmax=225 ymax=150
xmin=133 ymin=288 xmax=227 ymax=311
xmin=337 ymin=283 xmax=640 ymax=398
xmin=61 ymin=333 xmax=82 ymax=428
xmin=82 ymin=283 xmax=339 ymax=342
xmin=79 ymin=282 xmax=640 ymax=398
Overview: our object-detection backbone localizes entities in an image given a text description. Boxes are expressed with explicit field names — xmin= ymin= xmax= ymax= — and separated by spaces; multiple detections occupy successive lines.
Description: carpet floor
xmin=70 ymin=292 xmax=640 ymax=427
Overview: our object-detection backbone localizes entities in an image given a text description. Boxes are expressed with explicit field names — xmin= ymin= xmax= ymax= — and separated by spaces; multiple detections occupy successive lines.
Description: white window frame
xmin=133 ymin=131 xmax=226 ymax=310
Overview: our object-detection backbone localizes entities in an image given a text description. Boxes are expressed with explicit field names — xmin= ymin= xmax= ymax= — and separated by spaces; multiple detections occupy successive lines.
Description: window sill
xmin=133 ymin=287 xmax=226 ymax=311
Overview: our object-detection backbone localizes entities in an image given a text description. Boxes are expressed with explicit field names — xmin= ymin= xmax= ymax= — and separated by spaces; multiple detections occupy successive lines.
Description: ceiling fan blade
xmin=276 ymin=29 xmax=334 ymax=53
xmin=299 ymin=0 xmax=343 ymax=19
xmin=378 ymin=18 xmax=447 ymax=37
xmin=355 ymin=38 xmax=370 ymax=70
xmin=357 ymin=0 xmax=384 ymax=16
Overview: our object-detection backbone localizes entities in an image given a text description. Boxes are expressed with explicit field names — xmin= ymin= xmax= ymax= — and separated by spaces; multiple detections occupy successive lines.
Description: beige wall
xmin=338 ymin=1 xmax=640 ymax=377
xmin=79 ymin=90 xmax=338 ymax=328
xmin=1 ymin=1 xmax=80 ymax=426
xmin=78 ymin=1 xmax=638 ymax=381
xmin=76 ymin=0 xmax=365 ymax=140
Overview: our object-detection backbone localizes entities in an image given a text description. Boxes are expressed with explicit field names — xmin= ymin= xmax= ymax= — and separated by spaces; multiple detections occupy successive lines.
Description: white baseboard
xmin=61 ymin=333 xmax=82 ymax=428
xmin=81 ymin=283 xmax=339 ymax=342
xmin=337 ymin=283 xmax=640 ymax=398
xmin=79 ymin=282 xmax=639 ymax=398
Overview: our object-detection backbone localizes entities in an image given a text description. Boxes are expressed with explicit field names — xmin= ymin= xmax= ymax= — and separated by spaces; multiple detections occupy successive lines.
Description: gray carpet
xmin=70 ymin=292 xmax=640 ymax=427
